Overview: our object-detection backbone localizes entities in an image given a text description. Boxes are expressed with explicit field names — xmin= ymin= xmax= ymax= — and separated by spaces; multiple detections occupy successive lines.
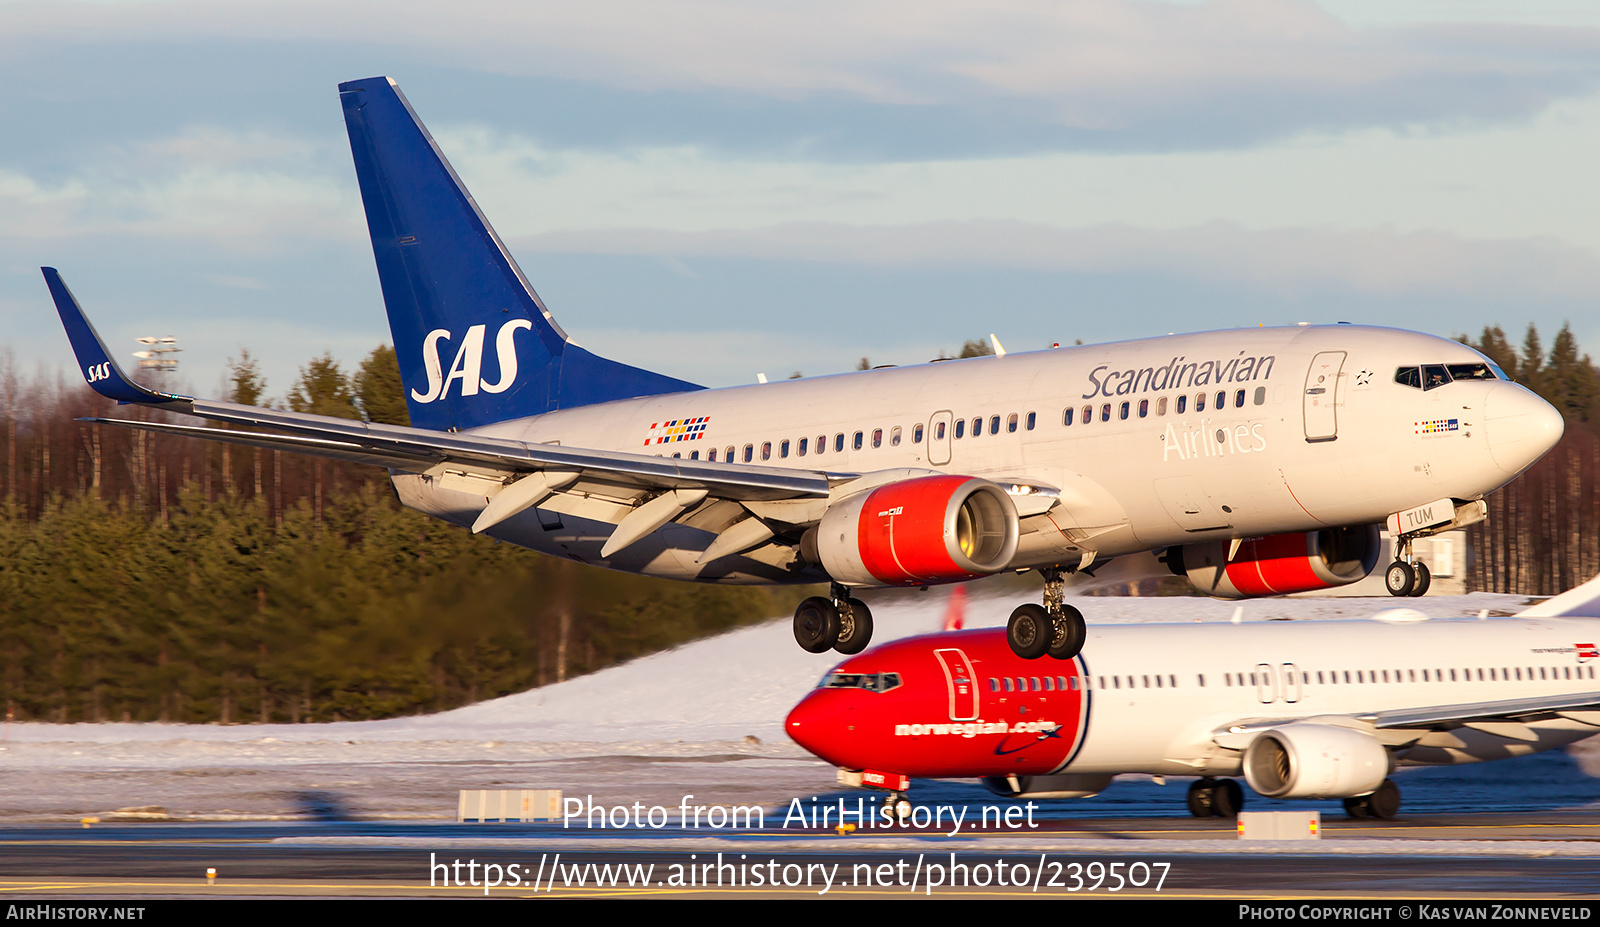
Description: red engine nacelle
xmin=813 ymin=475 xmax=1020 ymax=586
xmin=1170 ymin=524 xmax=1381 ymax=598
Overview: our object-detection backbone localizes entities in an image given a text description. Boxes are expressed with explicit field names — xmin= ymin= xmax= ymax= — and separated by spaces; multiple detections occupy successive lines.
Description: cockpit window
xmin=1447 ymin=363 xmax=1497 ymax=381
xmin=1398 ymin=363 xmax=1495 ymax=390
xmin=819 ymin=672 xmax=903 ymax=693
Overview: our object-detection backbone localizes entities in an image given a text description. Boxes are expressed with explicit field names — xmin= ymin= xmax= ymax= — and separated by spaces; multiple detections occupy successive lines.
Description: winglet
xmin=42 ymin=268 xmax=186 ymax=406
xmin=1516 ymin=572 xmax=1600 ymax=619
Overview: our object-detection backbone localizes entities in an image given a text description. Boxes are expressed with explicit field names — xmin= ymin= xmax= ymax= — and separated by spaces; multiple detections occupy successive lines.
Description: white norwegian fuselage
xmin=1065 ymin=617 xmax=1600 ymax=776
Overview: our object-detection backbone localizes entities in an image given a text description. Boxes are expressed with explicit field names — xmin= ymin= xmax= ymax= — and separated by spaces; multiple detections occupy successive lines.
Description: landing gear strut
xmin=793 ymin=583 xmax=874 ymax=654
xmin=1384 ymin=538 xmax=1432 ymax=598
xmin=1007 ymin=568 xmax=1086 ymax=660
xmin=1186 ymin=777 xmax=1244 ymax=818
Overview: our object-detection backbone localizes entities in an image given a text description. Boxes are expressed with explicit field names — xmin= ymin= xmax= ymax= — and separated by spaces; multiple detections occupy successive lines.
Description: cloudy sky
xmin=3 ymin=0 xmax=1599 ymax=398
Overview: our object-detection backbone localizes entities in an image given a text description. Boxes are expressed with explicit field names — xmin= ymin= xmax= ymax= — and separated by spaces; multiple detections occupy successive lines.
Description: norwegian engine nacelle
xmin=1242 ymin=724 xmax=1390 ymax=800
xmin=1168 ymin=524 xmax=1381 ymax=598
xmin=982 ymin=773 xmax=1114 ymax=800
xmin=811 ymin=475 xmax=1020 ymax=587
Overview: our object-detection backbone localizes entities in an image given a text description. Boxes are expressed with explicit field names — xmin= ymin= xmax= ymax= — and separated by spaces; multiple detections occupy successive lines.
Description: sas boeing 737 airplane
xmin=44 ymin=77 xmax=1563 ymax=662
xmin=785 ymin=576 xmax=1600 ymax=820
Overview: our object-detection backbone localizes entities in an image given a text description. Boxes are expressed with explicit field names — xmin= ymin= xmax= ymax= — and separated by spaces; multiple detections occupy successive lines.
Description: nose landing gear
xmin=1007 ymin=568 xmax=1086 ymax=660
xmin=1384 ymin=538 xmax=1432 ymax=598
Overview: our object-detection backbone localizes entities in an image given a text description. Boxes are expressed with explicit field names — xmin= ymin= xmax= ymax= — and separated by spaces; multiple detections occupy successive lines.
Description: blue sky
xmin=3 ymin=0 xmax=1600 ymax=399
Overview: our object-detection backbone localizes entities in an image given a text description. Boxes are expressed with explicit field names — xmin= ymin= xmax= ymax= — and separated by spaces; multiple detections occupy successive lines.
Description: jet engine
xmin=809 ymin=475 xmax=1020 ymax=586
xmin=1241 ymin=724 xmax=1390 ymax=799
xmin=1167 ymin=524 xmax=1380 ymax=598
xmin=981 ymin=773 xmax=1114 ymax=800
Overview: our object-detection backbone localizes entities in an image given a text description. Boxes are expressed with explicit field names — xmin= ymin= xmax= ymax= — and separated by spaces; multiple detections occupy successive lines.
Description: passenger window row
xmin=1221 ymin=665 xmax=1594 ymax=685
xmin=657 ymin=383 xmax=1276 ymax=462
xmin=1062 ymin=387 xmax=1267 ymax=426
xmin=950 ymin=412 xmax=1036 ymax=440
xmin=665 ymin=409 xmax=1052 ymax=460
xmin=986 ymin=674 xmax=1178 ymax=692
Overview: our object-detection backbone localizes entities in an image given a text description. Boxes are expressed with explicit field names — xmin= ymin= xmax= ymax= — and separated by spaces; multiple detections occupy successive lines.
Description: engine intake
xmin=1171 ymin=524 xmax=1380 ymax=598
xmin=816 ymin=475 xmax=1019 ymax=586
xmin=1242 ymin=724 xmax=1389 ymax=799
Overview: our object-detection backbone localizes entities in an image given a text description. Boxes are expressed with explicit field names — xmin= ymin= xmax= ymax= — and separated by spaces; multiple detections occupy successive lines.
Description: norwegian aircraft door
xmin=928 ymin=411 xmax=953 ymax=466
xmin=1255 ymin=663 xmax=1276 ymax=704
xmin=1282 ymin=663 xmax=1302 ymax=703
xmin=1303 ymin=351 xmax=1346 ymax=443
xmin=934 ymin=648 xmax=979 ymax=720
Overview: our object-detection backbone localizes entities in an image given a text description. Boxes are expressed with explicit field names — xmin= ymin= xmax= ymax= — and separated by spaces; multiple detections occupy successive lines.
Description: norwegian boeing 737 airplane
xmin=785 ymin=576 xmax=1600 ymax=820
xmin=44 ymin=77 xmax=1563 ymax=661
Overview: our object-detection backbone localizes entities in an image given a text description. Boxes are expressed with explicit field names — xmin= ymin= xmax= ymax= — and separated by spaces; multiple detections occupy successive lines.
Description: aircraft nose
xmin=784 ymin=695 xmax=840 ymax=763
xmin=1485 ymin=386 xmax=1564 ymax=474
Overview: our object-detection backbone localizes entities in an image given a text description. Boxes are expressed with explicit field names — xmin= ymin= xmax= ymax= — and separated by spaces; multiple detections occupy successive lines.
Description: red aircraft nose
xmin=785 ymin=693 xmax=847 ymax=765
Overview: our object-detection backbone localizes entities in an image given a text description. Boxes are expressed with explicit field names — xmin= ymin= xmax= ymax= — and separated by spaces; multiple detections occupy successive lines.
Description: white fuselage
xmin=1066 ymin=616 xmax=1600 ymax=776
xmin=391 ymin=324 xmax=1557 ymax=584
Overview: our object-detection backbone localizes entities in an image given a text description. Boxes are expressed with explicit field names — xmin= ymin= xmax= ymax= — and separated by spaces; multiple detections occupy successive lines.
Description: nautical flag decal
xmin=644 ymin=416 xmax=711 ymax=445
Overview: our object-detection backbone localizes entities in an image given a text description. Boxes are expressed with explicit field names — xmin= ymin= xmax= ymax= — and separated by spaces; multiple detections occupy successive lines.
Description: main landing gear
xmin=1384 ymin=537 xmax=1432 ymax=598
xmin=1007 ymin=568 xmax=1086 ymax=661
xmin=793 ymin=583 xmax=875 ymax=655
xmin=1186 ymin=777 xmax=1245 ymax=818
xmin=1343 ymin=779 xmax=1401 ymax=820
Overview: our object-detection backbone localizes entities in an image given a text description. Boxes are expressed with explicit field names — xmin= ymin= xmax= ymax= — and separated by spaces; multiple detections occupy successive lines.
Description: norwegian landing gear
xmin=1007 ymin=568 xmax=1086 ymax=660
xmin=1343 ymin=779 xmax=1401 ymax=820
xmin=1186 ymin=777 xmax=1245 ymax=818
xmin=1384 ymin=538 xmax=1432 ymax=598
xmin=793 ymin=584 xmax=874 ymax=655
xmin=883 ymin=791 xmax=912 ymax=824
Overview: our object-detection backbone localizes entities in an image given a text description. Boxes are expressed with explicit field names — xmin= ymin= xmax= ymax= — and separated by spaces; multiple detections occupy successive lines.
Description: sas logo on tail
xmin=411 ymin=320 xmax=532 ymax=404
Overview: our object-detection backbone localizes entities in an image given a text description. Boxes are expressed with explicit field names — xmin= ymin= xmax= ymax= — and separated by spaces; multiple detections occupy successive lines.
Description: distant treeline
xmin=1458 ymin=325 xmax=1600 ymax=596
xmin=0 ymin=487 xmax=785 ymax=723
xmin=0 ymin=346 xmax=791 ymax=723
xmin=0 ymin=324 xmax=1596 ymax=722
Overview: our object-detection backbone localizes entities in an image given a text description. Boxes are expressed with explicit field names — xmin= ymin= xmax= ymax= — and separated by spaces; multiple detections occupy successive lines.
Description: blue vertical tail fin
xmin=338 ymin=76 xmax=700 ymax=431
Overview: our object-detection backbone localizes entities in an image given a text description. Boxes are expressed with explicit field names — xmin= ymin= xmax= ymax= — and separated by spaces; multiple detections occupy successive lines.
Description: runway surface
xmin=5 ymin=810 xmax=1600 ymax=899
xmin=5 ymin=747 xmax=1600 ymax=899
xmin=4 ymin=592 xmax=1599 ymax=898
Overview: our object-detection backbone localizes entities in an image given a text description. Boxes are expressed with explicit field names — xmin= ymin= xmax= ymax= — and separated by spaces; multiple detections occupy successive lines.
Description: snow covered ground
xmin=0 ymin=589 xmax=1565 ymax=822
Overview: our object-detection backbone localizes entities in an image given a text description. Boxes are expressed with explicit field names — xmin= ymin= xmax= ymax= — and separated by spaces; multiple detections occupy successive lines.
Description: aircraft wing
xmin=1514 ymin=572 xmax=1600 ymax=619
xmin=46 ymin=267 xmax=833 ymax=510
xmin=1214 ymin=690 xmax=1600 ymax=754
xmin=1369 ymin=691 xmax=1600 ymax=731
